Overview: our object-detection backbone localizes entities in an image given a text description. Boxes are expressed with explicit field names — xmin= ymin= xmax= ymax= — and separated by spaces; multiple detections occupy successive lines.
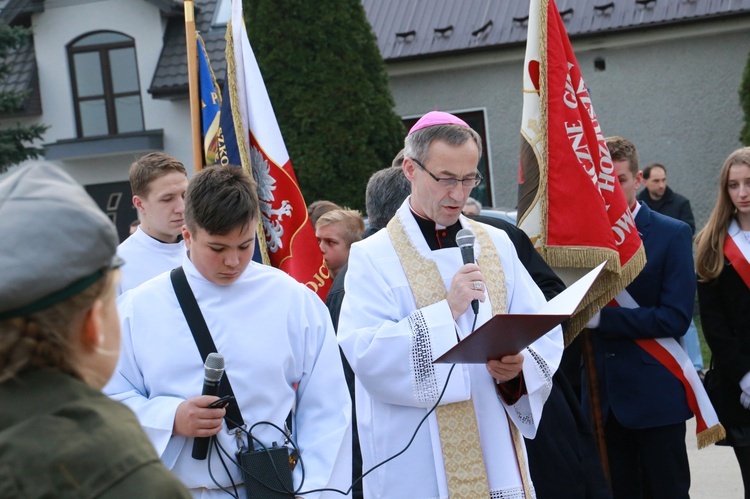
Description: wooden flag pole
xmin=184 ymin=0 xmax=203 ymax=173
xmin=582 ymin=329 xmax=611 ymax=486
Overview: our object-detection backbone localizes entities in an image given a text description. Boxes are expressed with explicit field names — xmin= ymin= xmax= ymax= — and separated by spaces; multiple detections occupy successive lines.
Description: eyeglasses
xmin=411 ymin=158 xmax=483 ymax=189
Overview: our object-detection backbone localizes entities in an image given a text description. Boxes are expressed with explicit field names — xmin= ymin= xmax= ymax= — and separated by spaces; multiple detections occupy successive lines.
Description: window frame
xmin=67 ymin=31 xmax=144 ymax=138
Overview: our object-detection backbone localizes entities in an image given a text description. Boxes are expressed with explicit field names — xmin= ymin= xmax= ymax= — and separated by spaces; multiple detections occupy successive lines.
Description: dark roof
xmin=149 ymin=0 xmax=750 ymax=97
xmin=149 ymin=0 xmax=226 ymax=98
xmin=0 ymin=0 xmax=42 ymax=25
xmin=0 ymin=28 xmax=41 ymax=117
xmin=4 ymin=0 xmax=750 ymax=102
xmin=363 ymin=0 xmax=750 ymax=61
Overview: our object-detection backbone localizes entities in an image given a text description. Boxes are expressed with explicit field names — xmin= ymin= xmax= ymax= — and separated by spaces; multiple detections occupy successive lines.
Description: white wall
xmin=0 ymin=0 xmax=193 ymax=186
xmin=386 ymin=17 xmax=750 ymax=229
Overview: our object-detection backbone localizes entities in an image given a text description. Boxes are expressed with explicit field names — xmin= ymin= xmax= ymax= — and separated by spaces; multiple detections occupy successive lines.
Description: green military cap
xmin=0 ymin=162 xmax=122 ymax=319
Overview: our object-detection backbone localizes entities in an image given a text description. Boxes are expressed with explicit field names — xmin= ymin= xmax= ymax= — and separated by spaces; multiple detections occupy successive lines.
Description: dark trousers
xmin=526 ymin=371 xmax=611 ymax=499
xmin=604 ymin=414 xmax=690 ymax=499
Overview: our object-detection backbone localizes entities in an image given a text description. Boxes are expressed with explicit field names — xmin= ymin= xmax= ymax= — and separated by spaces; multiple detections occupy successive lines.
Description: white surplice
xmin=116 ymin=226 xmax=185 ymax=295
xmin=337 ymin=200 xmax=563 ymax=499
xmin=105 ymin=255 xmax=352 ymax=498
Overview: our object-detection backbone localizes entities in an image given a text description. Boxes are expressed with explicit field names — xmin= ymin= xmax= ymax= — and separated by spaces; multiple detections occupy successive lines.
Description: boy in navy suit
xmin=585 ymin=137 xmax=695 ymax=498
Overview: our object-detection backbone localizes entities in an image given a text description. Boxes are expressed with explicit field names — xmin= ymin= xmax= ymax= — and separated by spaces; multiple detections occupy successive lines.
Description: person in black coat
xmin=696 ymin=147 xmax=750 ymax=497
xmin=471 ymin=215 xmax=610 ymax=499
xmin=328 ymin=164 xmax=610 ymax=499
xmin=638 ymin=162 xmax=695 ymax=235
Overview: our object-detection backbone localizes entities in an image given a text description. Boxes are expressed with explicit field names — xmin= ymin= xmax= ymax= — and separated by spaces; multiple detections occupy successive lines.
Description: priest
xmin=338 ymin=111 xmax=563 ymax=498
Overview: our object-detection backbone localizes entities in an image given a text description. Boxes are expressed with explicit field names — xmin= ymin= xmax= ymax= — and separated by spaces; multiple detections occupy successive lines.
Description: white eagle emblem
xmin=250 ymin=146 xmax=292 ymax=253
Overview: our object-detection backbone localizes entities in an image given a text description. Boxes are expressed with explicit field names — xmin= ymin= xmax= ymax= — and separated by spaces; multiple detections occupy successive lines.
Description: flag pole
xmin=582 ymin=330 xmax=611 ymax=484
xmin=184 ymin=0 xmax=203 ymax=173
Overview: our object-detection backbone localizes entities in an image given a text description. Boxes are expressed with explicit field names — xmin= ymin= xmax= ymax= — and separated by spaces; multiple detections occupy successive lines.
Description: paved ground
xmin=687 ymin=417 xmax=743 ymax=498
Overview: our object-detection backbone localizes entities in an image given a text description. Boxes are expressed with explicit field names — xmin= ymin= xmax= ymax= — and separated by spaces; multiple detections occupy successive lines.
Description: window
xmin=402 ymin=110 xmax=493 ymax=207
xmin=213 ymin=0 xmax=231 ymax=26
xmin=68 ymin=31 xmax=144 ymax=138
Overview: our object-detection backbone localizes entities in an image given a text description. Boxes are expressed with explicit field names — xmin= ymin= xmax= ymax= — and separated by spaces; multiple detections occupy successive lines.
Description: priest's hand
xmin=173 ymin=395 xmax=226 ymax=437
xmin=486 ymin=354 xmax=524 ymax=383
xmin=447 ymin=263 xmax=486 ymax=319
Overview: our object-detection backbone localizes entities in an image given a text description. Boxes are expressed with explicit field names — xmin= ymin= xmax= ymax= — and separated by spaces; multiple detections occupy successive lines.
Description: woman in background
xmin=0 ymin=163 xmax=191 ymax=498
xmin=695 ymin=147 xmax=750 ymax=497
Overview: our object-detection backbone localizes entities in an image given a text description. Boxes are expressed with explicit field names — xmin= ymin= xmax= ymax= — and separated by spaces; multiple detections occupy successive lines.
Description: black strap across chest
xmin=170 ymin=267 xmax=244 ymax=429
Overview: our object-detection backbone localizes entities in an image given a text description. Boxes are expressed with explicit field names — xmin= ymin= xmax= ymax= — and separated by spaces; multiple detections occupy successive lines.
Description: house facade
xmin=1 ymin=0 xmax=749 ymax=231
xmin=0 ymin=0 xmax=225 ymax=238
xmin=364 ymin=0 xmax=750 ymax=224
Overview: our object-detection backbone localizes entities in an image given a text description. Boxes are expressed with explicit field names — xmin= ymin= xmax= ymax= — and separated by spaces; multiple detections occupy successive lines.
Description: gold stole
xmin=387 ymin=215 xmax=533 ymax=498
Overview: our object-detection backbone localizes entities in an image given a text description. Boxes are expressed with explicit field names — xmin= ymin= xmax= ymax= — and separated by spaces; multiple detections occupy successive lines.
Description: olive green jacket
xmin=0 ymin=369 xmax=192 ymax=498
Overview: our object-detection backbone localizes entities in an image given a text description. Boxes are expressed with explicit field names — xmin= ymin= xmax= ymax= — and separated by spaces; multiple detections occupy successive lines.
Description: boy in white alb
xmin=117 ymin=153 xmax=188 ymax=294
xmin=106 ymin=165 xmax=351 ymax=497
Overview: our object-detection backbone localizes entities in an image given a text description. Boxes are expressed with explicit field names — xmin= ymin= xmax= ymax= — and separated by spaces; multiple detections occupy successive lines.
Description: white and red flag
xmin=224 ymin=0 xmax=331 ymax=299
xmin=518 ymin=0 xmax=645 ymax=341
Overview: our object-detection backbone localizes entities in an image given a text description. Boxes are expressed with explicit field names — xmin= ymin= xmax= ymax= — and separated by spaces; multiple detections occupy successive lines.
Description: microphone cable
xmin=207 ymin=436 xmax=240 ymax=498
xmin=207 ymin=363 xmax=456 ymax=498
xmin=204 ymin=307 xmax=481 ymax=497
xmin=286 ymin=303 xmax=481 ymax=495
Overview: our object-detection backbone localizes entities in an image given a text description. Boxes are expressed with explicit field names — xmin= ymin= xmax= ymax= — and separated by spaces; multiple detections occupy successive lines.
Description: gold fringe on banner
xmin=538 ymin=245 xmax=647 ymax=345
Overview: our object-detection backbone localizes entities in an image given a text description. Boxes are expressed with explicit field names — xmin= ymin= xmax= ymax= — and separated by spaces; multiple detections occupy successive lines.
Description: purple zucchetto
xmin=408 ymin=111 xmax=470 ymax=136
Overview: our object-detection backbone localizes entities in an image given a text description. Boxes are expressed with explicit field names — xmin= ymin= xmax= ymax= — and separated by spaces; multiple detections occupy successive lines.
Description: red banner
xmin=518 ymin=0 xmax=646 ymax=340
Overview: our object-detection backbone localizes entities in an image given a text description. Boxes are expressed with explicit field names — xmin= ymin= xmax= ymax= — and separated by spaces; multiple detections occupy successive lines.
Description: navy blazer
xmin=591 ymin=202 xmax=695 ymax=429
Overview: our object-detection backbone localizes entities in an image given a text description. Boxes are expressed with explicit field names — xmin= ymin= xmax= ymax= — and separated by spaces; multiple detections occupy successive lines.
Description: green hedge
xmin=741 ymin=50 xmax=750 ymax=146
xmin=245 ymin=0 xmax=405 ymax=211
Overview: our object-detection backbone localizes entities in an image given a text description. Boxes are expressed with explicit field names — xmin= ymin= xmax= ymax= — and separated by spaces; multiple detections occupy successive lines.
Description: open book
xmin=433 ymin=261 xmax=606 ymax=364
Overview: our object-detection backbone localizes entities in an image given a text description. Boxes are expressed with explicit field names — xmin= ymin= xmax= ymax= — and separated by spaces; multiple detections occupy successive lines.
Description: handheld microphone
xmin=192 ymin=352 xmax=225 ymax=460
xmin=456 ymin=228 xmax=479 ymax=315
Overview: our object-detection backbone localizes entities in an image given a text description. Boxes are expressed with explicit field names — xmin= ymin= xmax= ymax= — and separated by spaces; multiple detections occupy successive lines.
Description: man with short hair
xmin=315 ymin=209 xmax=365 ymax=279
xmin=338 ymin=111 xmax=562 ymax=498
xmin=117 ymin=152 xmax=188 ymax=294
xmin=105 ymin=165 xmax=351 ymax=497
xmin=307 ymin=199 xmax=342 ymax=228
xmin=638 ymin=162 xmax=695 ymax=235
xmin=463 ymin=196 xmax=482 ymax=216
xmin=585 ymin=137 xmax=695 ymax=498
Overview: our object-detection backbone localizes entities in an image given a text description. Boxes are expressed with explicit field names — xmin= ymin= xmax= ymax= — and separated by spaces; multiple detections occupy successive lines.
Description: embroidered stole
xmin=388 ymin=215 xmax=532 ymax=498
xmin=611 ymin=290 xmax=726 ymax=448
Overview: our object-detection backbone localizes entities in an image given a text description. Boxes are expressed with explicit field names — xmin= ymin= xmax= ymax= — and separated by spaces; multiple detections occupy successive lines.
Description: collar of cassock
xmin=410 ymin=208 xmax=462 ymax=251
xmin=145 ymin=231 xmax=183 ymax=244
